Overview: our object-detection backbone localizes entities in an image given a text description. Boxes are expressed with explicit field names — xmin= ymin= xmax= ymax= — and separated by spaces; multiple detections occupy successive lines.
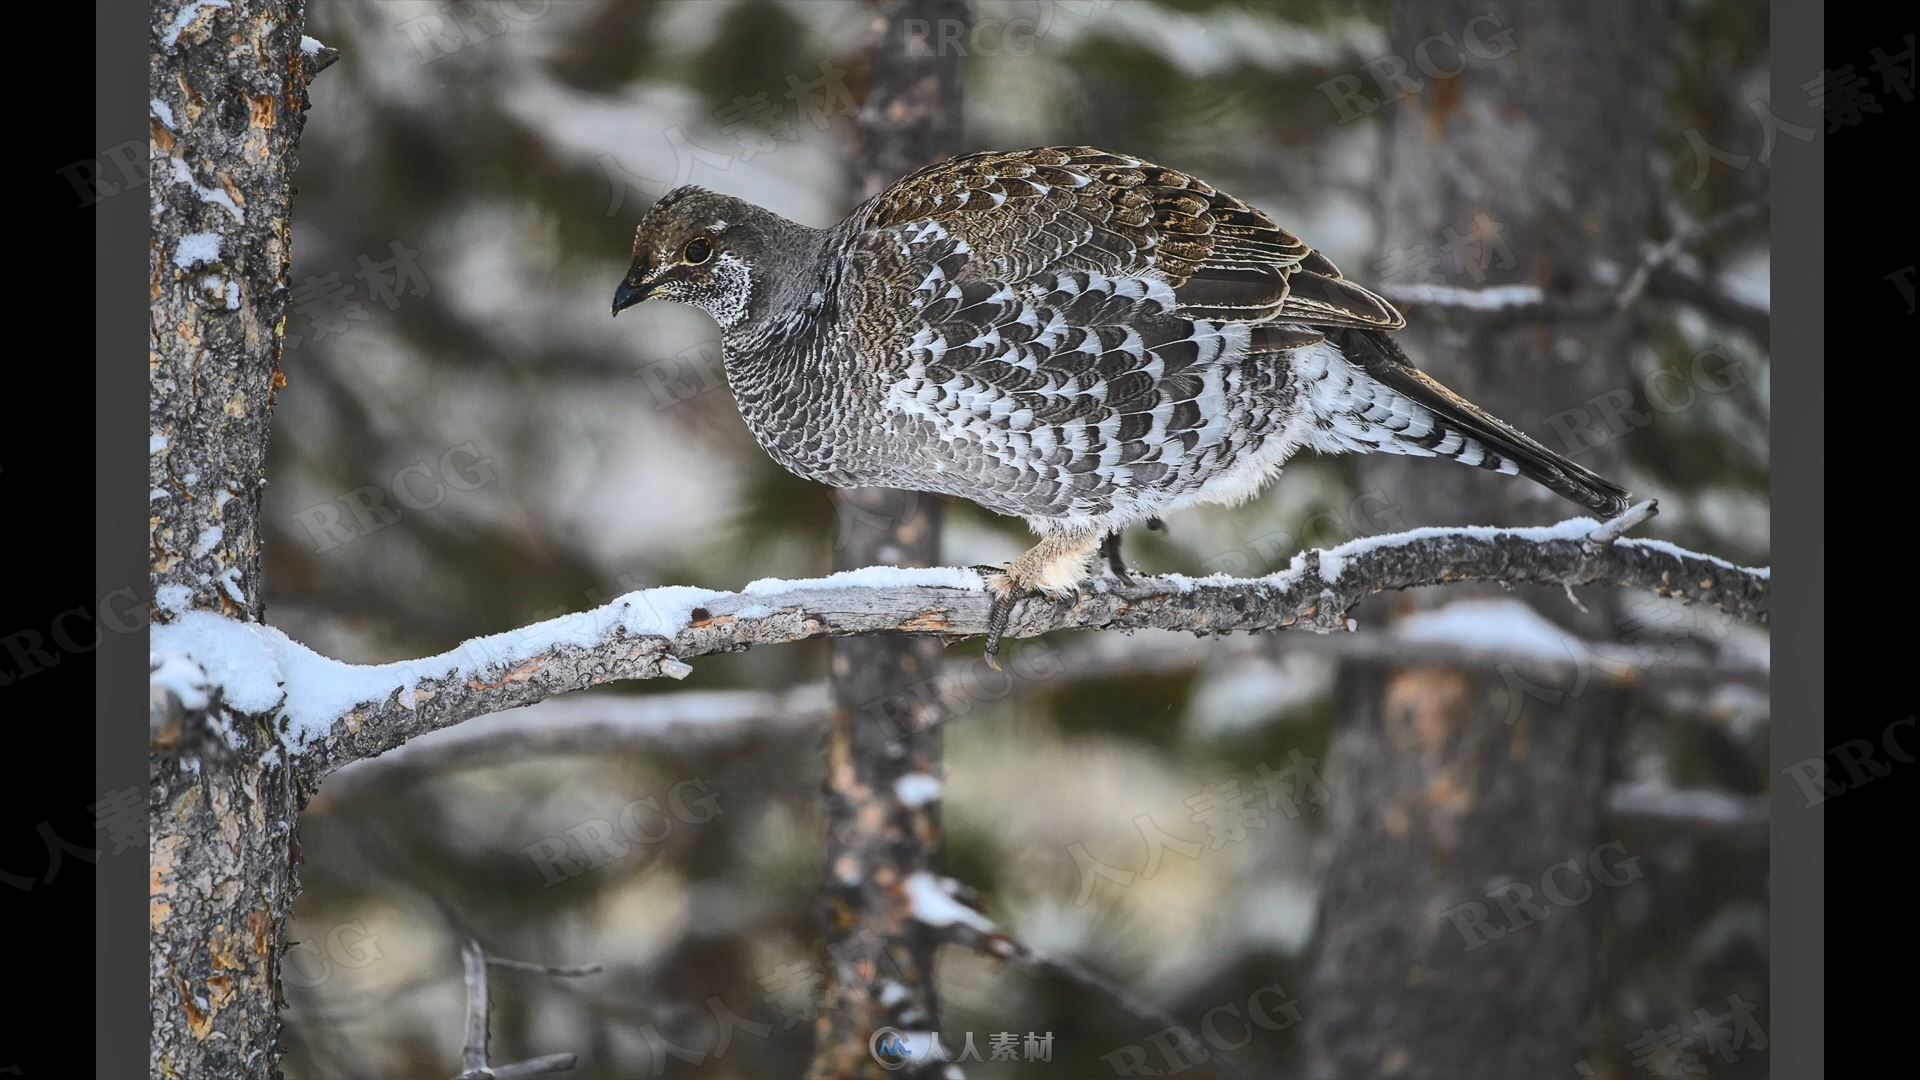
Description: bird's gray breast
xmin=721 ymin=313 xmax=879 ymax=489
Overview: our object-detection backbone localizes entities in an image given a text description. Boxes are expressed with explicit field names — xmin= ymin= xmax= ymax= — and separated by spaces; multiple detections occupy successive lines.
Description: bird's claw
xmin=971 ymin=563 xmax=1072 ymax=672
xmin=968 ymin=564 xmax=1017 ymax=671
xmin=969 ymin=563 xmax=1013 ymax=592
xmin=983 ymin=595 xmax=1016 ymax=672
xmin=1099 ymin=532 xmax=1137 ymax=588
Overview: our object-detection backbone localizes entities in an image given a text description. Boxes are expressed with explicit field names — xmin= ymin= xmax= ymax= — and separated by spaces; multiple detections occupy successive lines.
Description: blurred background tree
xmin=273 ymin=1 xmax=1769 ymax=1076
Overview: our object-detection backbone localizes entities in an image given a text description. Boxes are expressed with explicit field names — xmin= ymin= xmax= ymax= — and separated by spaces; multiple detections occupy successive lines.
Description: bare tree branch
xmin=1612 ymin=197 xmax=1767 ymax=313
xmin=308 ymin=685 xmax=831 ymax=803
xmin=452 ymin=937 xmax=583 ymax=1080
xmin=1645 ymin=261 xmax=1771 ymax=342
xmin=485 ymin=956 xmax=606 ymax=978
xmin=1266 ymin=625 xmax=1767 ymax=690
xmin=459 ymin=940 xmax=491 ymax=1078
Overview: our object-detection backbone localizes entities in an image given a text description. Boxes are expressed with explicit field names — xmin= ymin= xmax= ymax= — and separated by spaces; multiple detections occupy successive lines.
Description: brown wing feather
xmin=862 ymin=146 xmax=1404 ymax=330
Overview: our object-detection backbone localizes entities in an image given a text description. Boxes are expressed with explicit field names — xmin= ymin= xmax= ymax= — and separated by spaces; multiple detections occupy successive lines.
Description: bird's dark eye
xmin=683 ymin=237 xmax=714 ymax=265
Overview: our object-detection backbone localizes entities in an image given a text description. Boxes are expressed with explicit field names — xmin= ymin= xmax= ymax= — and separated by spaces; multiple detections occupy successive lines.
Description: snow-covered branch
xmin=319 ymin=616 xmax=1766 ymax=801
xmin=1382 ymin=195 xmax=1768 ymax=335
xmin=1607 ymin=781 xmax=1768 ymax=840
xmin=150 ymin=503 xmax=1768 ymax=783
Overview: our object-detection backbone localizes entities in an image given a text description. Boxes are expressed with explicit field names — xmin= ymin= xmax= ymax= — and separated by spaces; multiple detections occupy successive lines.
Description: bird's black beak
xmin=611 ymin=275 xmax=649 ymax=317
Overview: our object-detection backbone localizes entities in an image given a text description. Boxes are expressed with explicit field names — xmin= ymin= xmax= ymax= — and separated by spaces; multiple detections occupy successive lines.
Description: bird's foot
xmin=972 ymin=565 xmax=1073 ymax=672
xmin=970 ymin=532 xmax=1103 ymax=671
xmin=968 ymin=564 xmax=1025 ymax=671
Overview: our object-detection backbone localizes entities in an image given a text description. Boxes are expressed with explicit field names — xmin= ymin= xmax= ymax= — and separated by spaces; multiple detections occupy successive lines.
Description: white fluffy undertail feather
xmin=1288 ymin=341 xmax=1522 ymax=474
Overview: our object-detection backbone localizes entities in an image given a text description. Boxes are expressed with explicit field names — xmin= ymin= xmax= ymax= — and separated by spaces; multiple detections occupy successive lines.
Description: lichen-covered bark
xmin=149 ymin=1 xmax=319 ymax=1075
xmin=150 ymin=0 xmax=312 ymax=621
xmin=811 ymin=3 xmax=971 ymax=1076
xmin=1303 ymin=4 xmax=1662 ymax=1077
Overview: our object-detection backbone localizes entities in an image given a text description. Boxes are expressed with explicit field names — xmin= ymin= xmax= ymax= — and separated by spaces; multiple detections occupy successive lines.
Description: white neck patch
xmin=703 ymin=253 xmax=753 ymax=329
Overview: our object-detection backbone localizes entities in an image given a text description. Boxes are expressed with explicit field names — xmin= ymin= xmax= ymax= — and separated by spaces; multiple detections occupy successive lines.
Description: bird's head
xmin=612 ymin=187 xmax=814 ymax=330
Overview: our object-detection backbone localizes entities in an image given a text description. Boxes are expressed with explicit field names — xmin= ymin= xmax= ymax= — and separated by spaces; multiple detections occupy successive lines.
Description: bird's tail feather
xmin=1307 ymin=329 xmax=1633 ymax=518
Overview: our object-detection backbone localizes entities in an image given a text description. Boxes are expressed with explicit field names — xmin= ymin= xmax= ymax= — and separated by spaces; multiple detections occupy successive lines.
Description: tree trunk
xmin=1303 ymin=3 xmax=1660 ymax=1077
xmin=148 ymin=1 xmax=319 ymax=1075
xmin=810 ymin=2 xmax=970 ymax=1076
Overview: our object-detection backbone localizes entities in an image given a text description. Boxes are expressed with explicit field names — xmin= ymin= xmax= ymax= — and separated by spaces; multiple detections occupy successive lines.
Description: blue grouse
xmin=612 ymin=146 xmax=1631 ymax=667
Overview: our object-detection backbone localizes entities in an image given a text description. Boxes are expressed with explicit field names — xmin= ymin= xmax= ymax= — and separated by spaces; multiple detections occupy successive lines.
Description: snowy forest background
xmin=269 ymin=1 xmax=1771 ymax=1077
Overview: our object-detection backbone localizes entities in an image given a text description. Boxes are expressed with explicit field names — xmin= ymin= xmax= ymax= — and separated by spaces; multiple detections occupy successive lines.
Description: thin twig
xmin=486 ymin=956 xmax=604 ymax=978
xmin=451 ymin=937 xmax=581 ymax=1080
xmin=458 ymin=939 xmax=490 ymax=1078
xmin=1613 ymin=196 xmax=1768 ymax=313
xmin=1645 ymin=261 xmax=1770 ymax=341
xmin=486 ymin=1055 xmax=581 ymax=1080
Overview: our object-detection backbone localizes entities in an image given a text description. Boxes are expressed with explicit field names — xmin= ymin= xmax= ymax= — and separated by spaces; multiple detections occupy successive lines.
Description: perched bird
xmin=612 ymin=146 xmax=1630 ymax=667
